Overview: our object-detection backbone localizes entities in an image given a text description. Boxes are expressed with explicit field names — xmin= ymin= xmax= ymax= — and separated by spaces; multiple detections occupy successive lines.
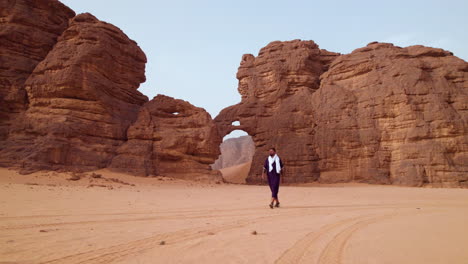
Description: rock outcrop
xmin=0 ymin=12 xmax=149 ymax=173
xmin=0 ymin=0 xmax=75 ymax=140
xmin=215 ymin=40 xmax=339 ymax=184
xmin=211 ymin=135 xmax=255 ymax=170
xmin=1 ymin=1 xmax=466 ymax=187
xmin=0 ymin=0 xmax=223 ymax=181
xmin=216 ymin=40 xmax=468 ymax=187
xmin=109 ymin=95 xmax=222 ymax=181
xmin=312 ymin=42 xmax=468 ymax=187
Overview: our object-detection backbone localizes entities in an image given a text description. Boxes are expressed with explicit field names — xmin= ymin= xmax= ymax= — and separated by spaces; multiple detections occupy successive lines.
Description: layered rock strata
xmin=216 ymin=40 xmax=467 ymax=187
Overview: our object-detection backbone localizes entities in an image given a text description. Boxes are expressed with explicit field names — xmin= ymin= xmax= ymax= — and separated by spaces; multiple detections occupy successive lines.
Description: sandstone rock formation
xmin=1 ymin=1 xmax=466 ymax=187
xmin=0 ymin=11 xmax=149 ymax=173
xmin=109 ymin=95 xmax=222 ymax=181
xmin=0 ymin=0 xmax=75 ymax=141
xmin=211 ymin=135 xmax=255 ymax=170
xmin=0 ymin=0 xmax=223 ymax=181
xmin=216 ymin=40 xmax=468 ymax=187
xmin=215 ymin=40 xmax=339 ymax=184
xmin=312 ymin=42 xmax=468 ymax=187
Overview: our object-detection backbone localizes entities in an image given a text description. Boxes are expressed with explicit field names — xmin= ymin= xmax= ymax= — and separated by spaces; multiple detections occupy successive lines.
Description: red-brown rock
xmin=215 ymin=40 xmax=339 ymax=184
xmin=1 ymin=1 xmax=466 ymax=187
xmin=0 ymin=12 xmax=148 ymax=173
xmin=312 ymin=42 xmax=468 ymax=187
xmin=0 ymin=0 xmax=75 ymax=140
xmin=109 ymin=95 xmax=223 ymax=182
xmin=216 ymin=40 xmax=468 ymax=187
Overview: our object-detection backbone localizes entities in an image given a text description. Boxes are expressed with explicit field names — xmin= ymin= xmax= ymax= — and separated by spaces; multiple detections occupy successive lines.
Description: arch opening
xmin=211 ymin=129 xmax=255 ymax=184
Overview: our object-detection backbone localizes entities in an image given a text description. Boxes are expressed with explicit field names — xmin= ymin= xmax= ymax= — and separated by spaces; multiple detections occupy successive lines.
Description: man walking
xmin=262 ymin=147 xmax=284 ymax=209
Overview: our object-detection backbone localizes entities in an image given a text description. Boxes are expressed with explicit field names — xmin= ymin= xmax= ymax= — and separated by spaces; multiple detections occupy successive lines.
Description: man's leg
xmin=274 ymin=175 xmax=280 ymax=207
xmin=267 ymin=174 xmax=275 ymax=208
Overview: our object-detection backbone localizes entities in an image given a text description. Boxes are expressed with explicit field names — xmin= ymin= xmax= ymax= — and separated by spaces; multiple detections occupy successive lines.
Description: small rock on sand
xmin=67 ymin=175 xmax=80 ymax=181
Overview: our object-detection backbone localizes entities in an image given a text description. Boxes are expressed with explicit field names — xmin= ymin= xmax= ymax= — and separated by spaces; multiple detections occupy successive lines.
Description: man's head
xmin=269 ymin=147 xmax=276 ymax=157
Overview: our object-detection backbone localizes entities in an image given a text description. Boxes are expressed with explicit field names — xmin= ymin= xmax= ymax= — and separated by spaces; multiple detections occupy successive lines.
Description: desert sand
xmin=1 ymin=167 xmax=468 ymax=264
xmin=220 ymin=161 xmax=252 ymax=184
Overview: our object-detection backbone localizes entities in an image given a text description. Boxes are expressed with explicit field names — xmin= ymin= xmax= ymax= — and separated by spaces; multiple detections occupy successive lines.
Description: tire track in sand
xmin=0 ymin=210 xmax=275 ymax=231
xmin=316 ymin=214 xmax=397 ymax=264
xmin=275 ymin=212 xmax=400 ymax=264
xmin=40 ymin=219 xmax=254 ymax=264
xmin=40 ymin=209 xmax=309 ymax=264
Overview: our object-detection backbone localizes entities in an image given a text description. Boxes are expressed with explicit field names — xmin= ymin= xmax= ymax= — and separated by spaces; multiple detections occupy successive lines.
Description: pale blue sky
xmin=61 ymin=0 xmax=467 ymax=138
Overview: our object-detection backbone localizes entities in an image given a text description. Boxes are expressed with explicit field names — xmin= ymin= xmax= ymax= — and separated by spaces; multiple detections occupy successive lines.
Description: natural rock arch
xmin=0 ymin=0 xmax=466 ymax=187
xmin=215 ymin=39 xmax=468 ymax=187
xmin=215 ymin=40 xmax=338 ymax=184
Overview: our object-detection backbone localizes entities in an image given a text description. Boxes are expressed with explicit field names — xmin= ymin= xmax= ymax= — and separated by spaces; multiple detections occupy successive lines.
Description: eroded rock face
xmin=217 ymin=40 xmax=468 ymax=187
xmin=312 ymin=42 xmax=468 ymax=187
xmin=0 ymin=1 xmax=222 ymax=181
xmin=109 ymin=95 xmax=222 ymax=181
xmin=1 ymin=0 xmax=465 ymax=186
xmin=215 ymin=40 xmax=339 ymax=184
xmin=0 ymin=0 xmax=75 ymax=140
xmin=211 ymin=135 xmax=255 ymax=170
xmin=0 ymin=13 xmax=148 ymax=173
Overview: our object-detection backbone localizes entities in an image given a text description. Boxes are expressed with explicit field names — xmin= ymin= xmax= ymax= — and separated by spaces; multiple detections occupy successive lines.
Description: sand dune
xmin=211 ymin=136 xmax=255 ymax=170
xmin=1 ymin=168 xmax=468 ymax=263
xmin=219 ymin=161 xmax=252 ymax=184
